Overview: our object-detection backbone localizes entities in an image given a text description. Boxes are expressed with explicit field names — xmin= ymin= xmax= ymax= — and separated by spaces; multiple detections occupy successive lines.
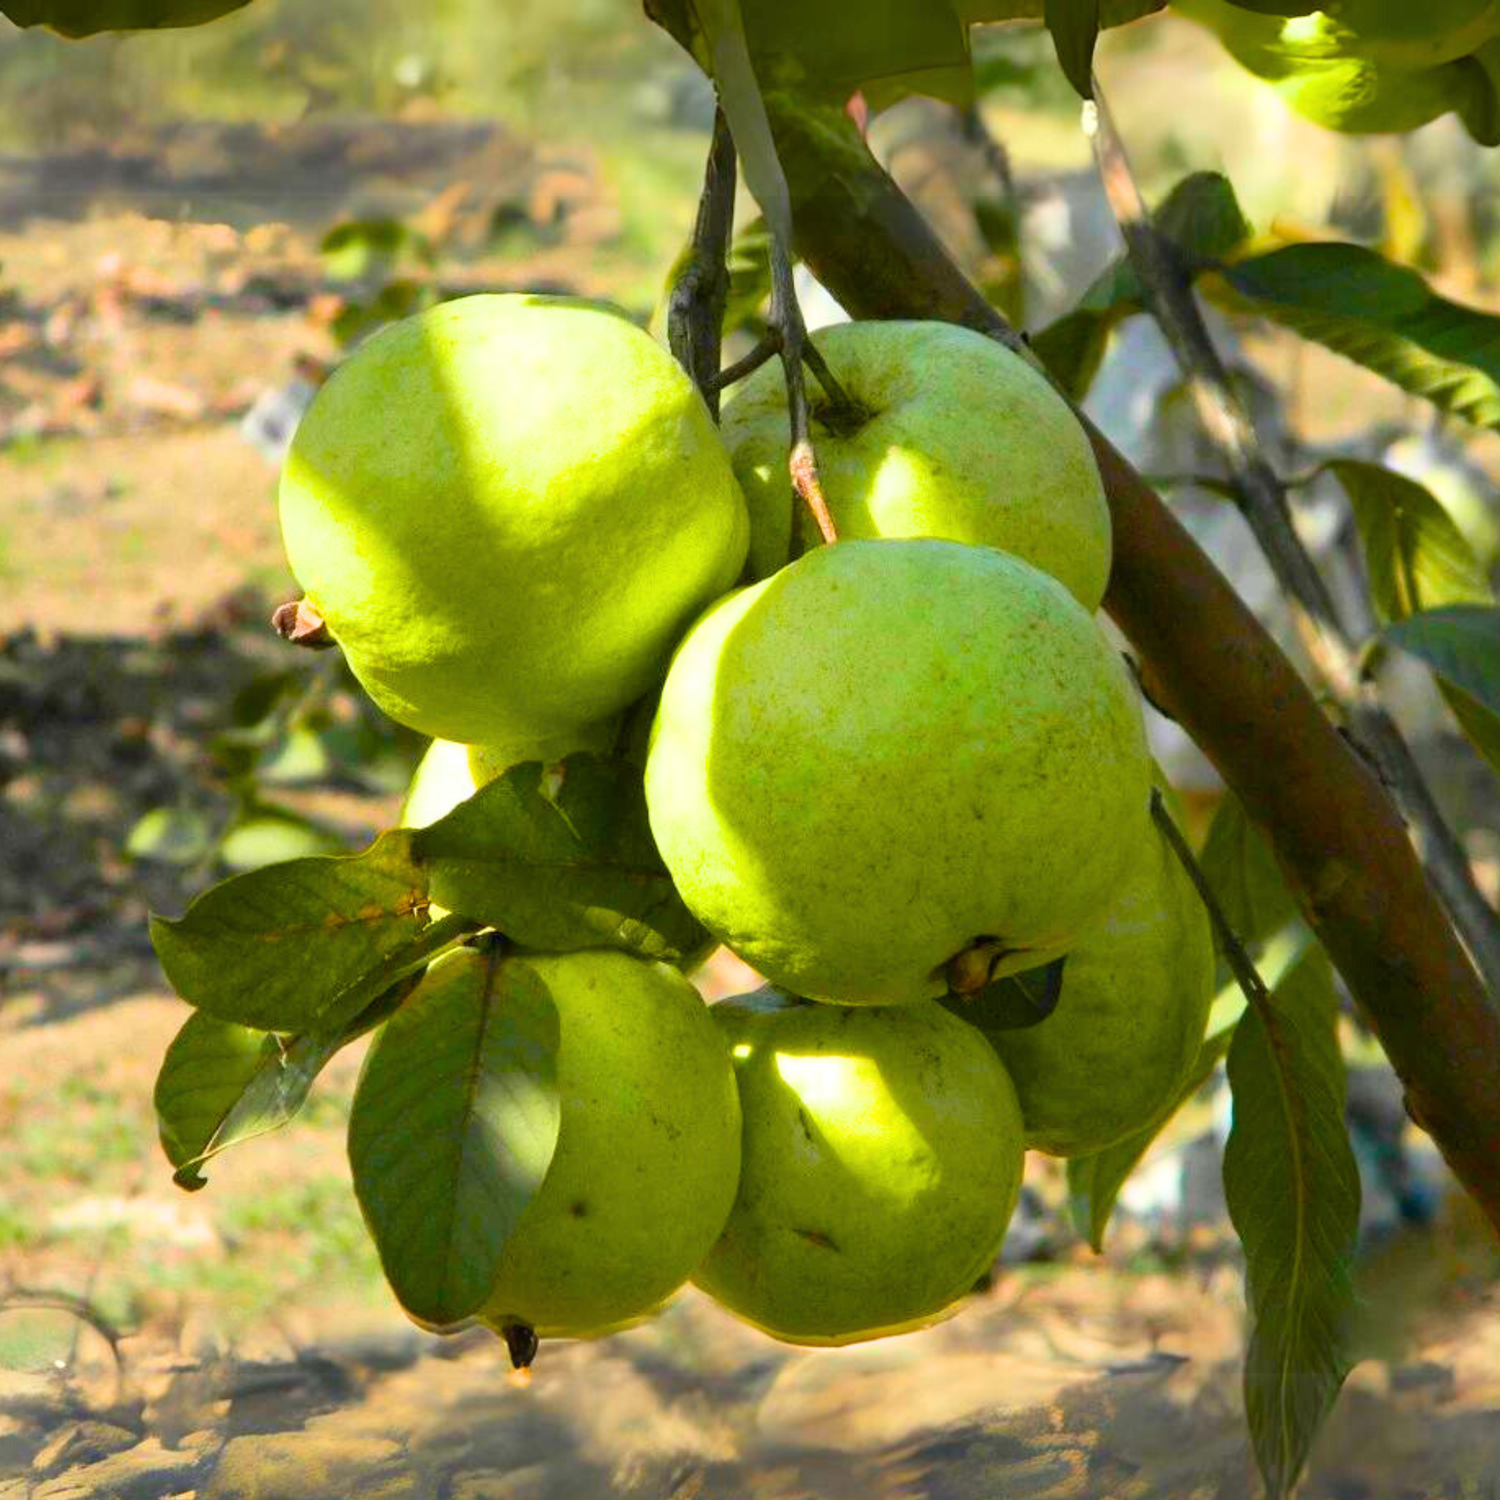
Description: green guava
xmin=0 ymin=0 xmax=251 ymax=34
xmin=644 ymin=538 xmax=1153 ymax=1006
xmin=1318 ymin=0 xmax=1500 ymax=68
xmin=985 ymin=795 xmax=1215 ymax=1157
xmin=279 ymin=293 xmax=749 ymax=747
xmin=720 ymin=320 xmax=1112 ymax=610
xmin=691 ymin=988 xmax=1025 ymax=1346
xmin=419 ymin=946 xmax=742 ymax=1340
xmin=398 ymin=724 xmax=620 ymax=831
xmin=1174 ymin=0 xmax=1500 ymax=138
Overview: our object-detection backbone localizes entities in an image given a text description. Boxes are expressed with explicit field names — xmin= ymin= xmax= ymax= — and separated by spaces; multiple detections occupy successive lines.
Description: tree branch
xmin=1084 ymin=84 xmax=1500 ymax=1003
xmin=765 ymin=93 xmax=1500 ymax=1236
xmin=668 ymin=107 xmax=737 ymax=416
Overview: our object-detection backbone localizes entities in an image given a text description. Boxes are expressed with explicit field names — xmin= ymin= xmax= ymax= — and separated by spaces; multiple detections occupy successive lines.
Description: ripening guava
xmin=986 ymin=793 xmax=1215 ymax=1157
xmin=279 ymin=293 xmax=749 ymax=747
xmin=432 ymin=946 xmax=743 ymax=1340
xmin=691 ymin=988 xmax=1025 ymax=1346
xmin=720 ymin=320 xmax=1112 ymax=610
xmin=644 ymin=539 xmax=1152 ymax=1006
xmin=1174 ymin=0 xmax=1500 ymax=140
xmin=0 ymin=0 xmax=251 ymax=34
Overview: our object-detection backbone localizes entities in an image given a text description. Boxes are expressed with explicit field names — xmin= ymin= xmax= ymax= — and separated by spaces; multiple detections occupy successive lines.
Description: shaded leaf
xmin=1 ymin=0 xmax=252 ymax=34
xmin=1225 ymin=949 xmax=1361 ymax=1498
xmin=1221 ymin=245 xmax=1500 ymax=429
xmin=1198 ymin=793 xmax=1301 ymax=951
xmin=1386 ymin=605 xmax=1500 ymax=775
xmin=153 ymin=918 xmax=468 ymax=1189
xmin=413 ymin=754 xmax=710 ymax=966
xmin=347 ymin=947 xmax=561 ymax=1329
xmin=150 ymin=830 xmax=435 ymax=1032
xmin=943 ymin=956 xmax=1064 ymax=1034
xmin=1154 ymin=171 xmax=1254 ymax=265
xmin=1330 ymin=459 xmax=1492 ymax=624
xmin=1044 ymin=0 xmax=1101 ymax=100
xmin=1068 ymin=1015 xmax=1236 ymax=1251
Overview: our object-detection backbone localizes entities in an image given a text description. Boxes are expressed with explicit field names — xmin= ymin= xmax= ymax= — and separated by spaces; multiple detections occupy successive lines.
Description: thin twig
xmin=1150 ymin=791 xmax=1272 ymax=1016
xmin=711 ymin=334 xmax=780 ymax=391
xmin=1086 ymin=83 xmax=1500 ymax=1002
xmin=668 ymin=107 xmax=737 ymax=417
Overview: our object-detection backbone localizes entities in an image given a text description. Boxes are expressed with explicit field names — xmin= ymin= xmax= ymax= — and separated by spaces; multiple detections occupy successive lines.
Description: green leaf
xmin=1221 ymin=244 xmax=1500 ymax=429
xmin=1154 ymin=171 xmax=1254 ymax=265
xmin=1328 ymin=459 xmax=1492 ymax=624
xmin=347 ymin=947 xmax=561 ymax=1329
xmin=0 ymin=0 xmax=251 ymax=34
xmin=413 ymin=754 xmax=710 ymax=966
xmin=153 ymin=918 xmax=468 ymax=1190
xmin=1198 ymin=793 xmax=1302 ymax=951
xmin=943 ymin=957 xmax=1064 ymax=1034
xmin=1067 ymin=1014 xmax=1237 ymax=1251
xmin=1224 ymin=948 xmax=1361 ymax=1499
xmin=150 ymin=830 xmax=438 ymax=1033
xmin=957 ymin=0 xmax=1163 ymax=22
xmin=1385 ymin=605 xmax=1500 ymax=775
xmin=1044 ymin=0 xmax=1101 ymax=100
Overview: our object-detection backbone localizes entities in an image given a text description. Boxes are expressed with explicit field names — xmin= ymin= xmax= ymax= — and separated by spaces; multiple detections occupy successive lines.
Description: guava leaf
xmin=153 ymin=920 xmax=467 ymax=1190
xmin=1154 ymin=171 xmax=1254 ymax=265
xmin=1224 ymin=947 xmax=1361 ymax=1499
xmin=347 ymin=948 xmax=561 ymax=1329
xmin=0 ymin=0 xmax=252 ymax=34
xmin=943 ymin=956 xmax=1064 ymax=1034
xmin=1330 ymin=459 xmax=1493 ymax=623
xmin=1067 ymin=1012 xmax=1236 ymax=1251
xmin=150 ymin=830 xmax=449 ymax=1033
xmin=413 ymin=754 xmax=710 ymax=966
xmin=126 ymin=805 xmax=214 ymax=866
xmin=1198 ymin=793 xmax=1302 ymax=952
xmin=957 ymin=0 xmax=1163 ymax=23
xmin=1044 ymin=0 xmax=1101 ymax=99
xmin=1384 ymin=605 xmax=1500 ymax=778
xmin=1219 ymin=244 xmax=1500 ymax=429
xmin=217 ymin=806 xmax=345 ymax=872
xmin=1067 ymin=924 xmax=1308 ymax=1249
xmin=1329 ymin=460 xmax=1500 ymax=775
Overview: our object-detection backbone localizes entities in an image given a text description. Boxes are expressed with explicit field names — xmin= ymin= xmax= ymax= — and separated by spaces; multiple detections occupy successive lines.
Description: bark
xmin=770 ymin=98 xmax=1500 ymax=1235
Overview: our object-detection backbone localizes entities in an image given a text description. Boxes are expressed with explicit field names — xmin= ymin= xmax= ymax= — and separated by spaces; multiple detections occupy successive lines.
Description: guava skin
xmin=692 ymin=989 xmax=1025 ymax=1347
xmin=721 ymin=320 xmax=1112 ymax=611
xmin=645 ymin=539 xmax=1153 ymax=1006
xmin=279 ymin=293 xmax=749 ymax=746
xmin=1174 ymin=0 xmax=1500 ymax=139
xmin=988 ymin=808 xmax=1215 ymax=1158
xmin=442 ymin=947 xmax=743 ymax=1340
xmin=1 ymin=0 xmax=251 ymax=34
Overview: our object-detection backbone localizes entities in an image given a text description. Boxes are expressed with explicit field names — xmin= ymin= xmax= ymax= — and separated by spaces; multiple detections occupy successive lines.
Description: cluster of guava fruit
xmin=1173 ymin=0 xmax=1500 ymax=142
xmin=278 ymin=292 xmax=1215 ymax=1352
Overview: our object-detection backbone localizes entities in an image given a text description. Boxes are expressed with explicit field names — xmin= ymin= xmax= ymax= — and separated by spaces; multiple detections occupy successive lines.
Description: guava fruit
xmin=1174 ymin=0 xmax=1500 ymax=140
xmin=398 ymin=724 xmax=620 ymax=830
xmin=691 ymin=988 xmax=1025 ymax=1346
xmin=391 ymin=947 xmax=741 ymax=1340
xmin=1318 ymin=0 xmax=1500 ymax=69
xmin=279 ymin=293 xmax=749 ymax=747
xmin=985 ymin=795 xmax=1215 ymax=1157
xmin=645 ymin=538 xmax=1153 ymax=1006
xmin=720 ymin=320 xmax=1112 ymax=610
xmin=0 ymin=0 xmax=251 ymax=34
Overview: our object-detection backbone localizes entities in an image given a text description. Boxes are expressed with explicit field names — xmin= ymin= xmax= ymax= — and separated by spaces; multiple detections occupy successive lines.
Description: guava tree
xmin=12 ymin=2 xmax=1500 ymax=1496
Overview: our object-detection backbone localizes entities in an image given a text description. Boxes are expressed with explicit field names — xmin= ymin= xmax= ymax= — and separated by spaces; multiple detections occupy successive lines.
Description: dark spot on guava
xmin=570 ymin=1200 xmax=589 ymax=1218
xmin=794 ymin=1227 xmax=840 ymax=1252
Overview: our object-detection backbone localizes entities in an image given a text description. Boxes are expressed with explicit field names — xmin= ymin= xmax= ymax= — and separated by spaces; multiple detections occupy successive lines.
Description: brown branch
xmin=765 ymin=93 xmax=1500 ymax=1236
xmin=1085 ymin=84 xmax=1500 ymax=1004
xmin=668 ymin=107 xmax=738 ymax=416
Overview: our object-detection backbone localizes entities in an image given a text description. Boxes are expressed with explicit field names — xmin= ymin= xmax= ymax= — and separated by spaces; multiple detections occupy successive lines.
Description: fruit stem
xmin=270 ymin=597 xmax=334 ymax=650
